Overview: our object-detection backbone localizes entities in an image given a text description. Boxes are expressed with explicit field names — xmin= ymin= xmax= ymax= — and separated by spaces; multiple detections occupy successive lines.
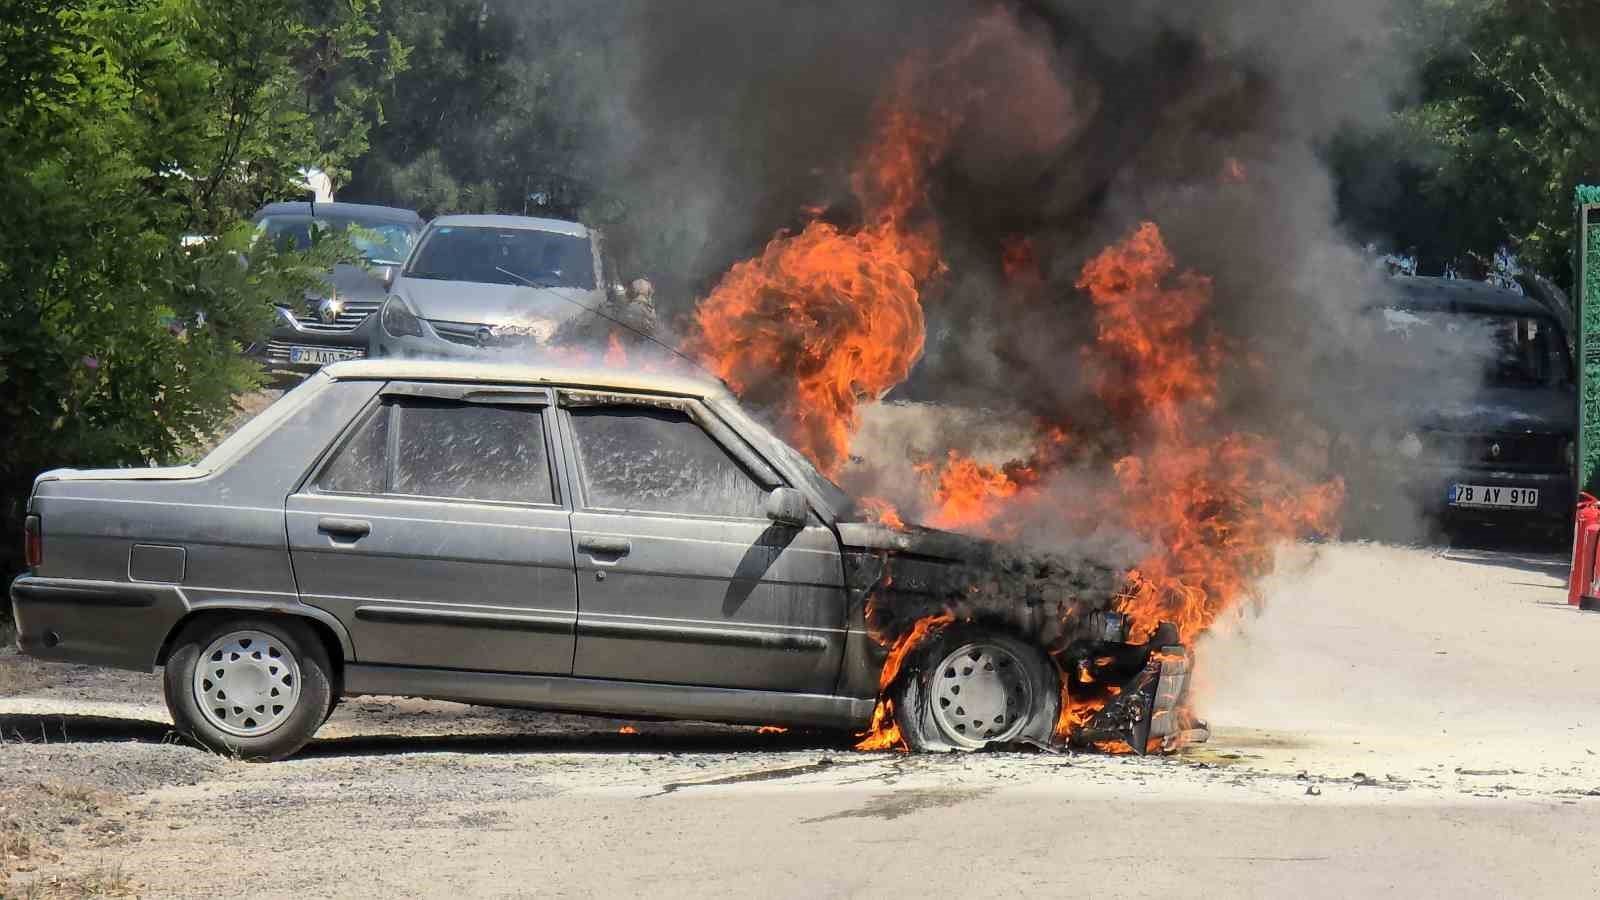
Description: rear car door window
xmin=394 ymin=400 xmax=555 ymax=505
xmin=317 ymin=405 xmax=389 ymax=494
xmin=316 ymin=399 xmax=555 ymax=504
xmin=568 ymin=407 xmax=767 ymax=518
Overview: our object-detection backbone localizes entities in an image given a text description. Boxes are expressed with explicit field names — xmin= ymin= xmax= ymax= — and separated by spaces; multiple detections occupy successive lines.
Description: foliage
xmin=1338 ymin=0 xmax=1600 ymax=282
xmin=0 ymin=0 xmax=401 ymax=578
xmin=340 ymin=0 xmax=626 ymax=221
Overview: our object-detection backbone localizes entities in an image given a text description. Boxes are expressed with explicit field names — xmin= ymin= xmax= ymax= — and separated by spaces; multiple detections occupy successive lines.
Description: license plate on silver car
xmin=1449 ymin=484 xmax=1538 ymax=509
xmin=288 ymin=347 xmax=361 ymax=366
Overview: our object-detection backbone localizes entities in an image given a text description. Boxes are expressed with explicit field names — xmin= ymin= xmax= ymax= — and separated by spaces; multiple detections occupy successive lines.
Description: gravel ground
xmin=4 ymin=538 xmax=1599 ymax=897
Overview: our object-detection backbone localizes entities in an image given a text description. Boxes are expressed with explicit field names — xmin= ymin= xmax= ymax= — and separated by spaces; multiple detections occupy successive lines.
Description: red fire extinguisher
xmin=1569 ymin=493 xmax=1599 ymax=609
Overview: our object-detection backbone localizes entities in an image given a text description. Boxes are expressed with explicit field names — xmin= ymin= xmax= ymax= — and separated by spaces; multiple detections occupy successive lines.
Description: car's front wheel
xmin=163 ymin=616 xmax=333 ymax=762
xmin=893 ymin=627 xmax=1060 ymax=752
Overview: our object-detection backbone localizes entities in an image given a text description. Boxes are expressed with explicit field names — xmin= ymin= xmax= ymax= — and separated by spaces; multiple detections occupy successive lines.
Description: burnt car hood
xmin=836 ymin=521 xmax=990 ymax=563
xmin=397 ymin=279 xmax=601 ymax=326
xmin=1414 ymin=386 xmax=1574 ymax=435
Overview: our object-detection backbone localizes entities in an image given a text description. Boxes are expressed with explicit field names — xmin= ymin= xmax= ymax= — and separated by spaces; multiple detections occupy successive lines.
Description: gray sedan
xmin=9 ymin=361 xmax=1191 ymax=760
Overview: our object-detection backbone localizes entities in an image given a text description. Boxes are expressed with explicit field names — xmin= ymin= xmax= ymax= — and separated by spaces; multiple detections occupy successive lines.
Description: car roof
xmin=1386 ymin=276 xmax=1555 ymax=318
xmin=253 ymin=201 xmax=422 ymax=224
xmin=322 ymin=359 xmax=731 ymax=401
xmin=428 ymin=214 xmax=589 ymax=238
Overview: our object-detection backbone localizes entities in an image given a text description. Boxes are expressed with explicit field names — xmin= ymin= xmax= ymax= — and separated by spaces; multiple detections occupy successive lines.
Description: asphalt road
xmin=4 ymin=539 xmax=1599 ymax=898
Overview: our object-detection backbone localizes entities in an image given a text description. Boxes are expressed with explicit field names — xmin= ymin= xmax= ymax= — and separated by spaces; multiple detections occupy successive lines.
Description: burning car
xmin=9 ymin=360 xmax=1193 ymax=760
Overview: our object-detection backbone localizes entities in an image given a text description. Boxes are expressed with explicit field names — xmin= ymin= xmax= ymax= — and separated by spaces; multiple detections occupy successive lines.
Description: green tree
xmin=341 ymin=0 xmax=626 ymax=219
xmin=0 ymin=0 xmax=402 ymax=579
xmin=1339 ymin=0 xmax=1600 ymax=282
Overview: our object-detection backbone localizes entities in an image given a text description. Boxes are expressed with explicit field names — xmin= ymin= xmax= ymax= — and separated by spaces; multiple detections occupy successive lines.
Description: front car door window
xmin=568 ymin=407 xmax=767 ymax=518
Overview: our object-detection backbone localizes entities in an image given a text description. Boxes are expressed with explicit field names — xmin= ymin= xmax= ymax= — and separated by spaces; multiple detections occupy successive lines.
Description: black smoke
xmin=599 ymin=0 xmax=1438 ymax=537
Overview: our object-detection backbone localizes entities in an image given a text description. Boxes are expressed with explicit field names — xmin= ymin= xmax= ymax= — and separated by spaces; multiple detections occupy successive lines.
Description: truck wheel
xmin=163 ymin=616 xmax=333 ymax=762
xmin=893 ymin=627 xmax=1060 ymax=752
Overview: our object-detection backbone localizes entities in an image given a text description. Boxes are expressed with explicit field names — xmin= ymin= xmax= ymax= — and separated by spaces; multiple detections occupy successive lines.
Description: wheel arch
xmin=156 ymin=600 xmax=353 ymax=679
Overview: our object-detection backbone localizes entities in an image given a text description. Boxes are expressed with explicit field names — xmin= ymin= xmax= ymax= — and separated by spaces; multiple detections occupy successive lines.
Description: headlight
xmin=380 ymin=297 xmax=423 ymax=337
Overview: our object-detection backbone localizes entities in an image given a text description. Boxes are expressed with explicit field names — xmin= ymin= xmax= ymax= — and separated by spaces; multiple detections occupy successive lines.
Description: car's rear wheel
xmin=163 ymin=616 xmax=333 ymax=762
xmin=893 ymin=627 xmax=1060 ymax=752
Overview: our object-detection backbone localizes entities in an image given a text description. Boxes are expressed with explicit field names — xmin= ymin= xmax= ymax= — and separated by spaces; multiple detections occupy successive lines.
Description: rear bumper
xmin=9 ymin=576 xmax=186 ymax=672
xmin=1414 ymin=467 xmax=1572 ymax=522
xmin=1353 ymin=461 xmax=1574 ymax=524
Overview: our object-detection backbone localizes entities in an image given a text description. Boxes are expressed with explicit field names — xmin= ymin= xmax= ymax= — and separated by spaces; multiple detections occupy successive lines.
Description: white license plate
xmin=1449 ymin=484 xmax=1539 ymax=509
xmin=288 ymin=347 xmax=361 ymax=366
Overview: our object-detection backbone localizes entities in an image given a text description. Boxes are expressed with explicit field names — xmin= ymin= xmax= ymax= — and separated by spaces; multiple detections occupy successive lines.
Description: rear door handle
xmin=577 ymin=536 xmax=631 ymax=557
xmin=317 ymin=517 xmax=372 ymax=540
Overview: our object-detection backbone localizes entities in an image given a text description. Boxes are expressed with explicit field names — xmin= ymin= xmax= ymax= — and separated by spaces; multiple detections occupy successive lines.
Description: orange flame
xmin=690 ymin=71 xmax=949 ymax=476
xmin=859 ymin=497 xmax=907 ymax=530
xmin=617 ymin=725 xmax=639 ymax=735
xmin=604 ymin=332 xmax=628 ymax=367
xmin=1078 ymin=223 xmax=1342 ymax=645
xmin=855 ymin=613 xmax=955 ymax=751
xmin=756 ymin=725 xmax=789 ymax=735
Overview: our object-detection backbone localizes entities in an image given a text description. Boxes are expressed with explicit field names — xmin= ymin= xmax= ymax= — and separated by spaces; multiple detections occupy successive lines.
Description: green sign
xmin=1576 ymin=186 xmax=1600 ymax=494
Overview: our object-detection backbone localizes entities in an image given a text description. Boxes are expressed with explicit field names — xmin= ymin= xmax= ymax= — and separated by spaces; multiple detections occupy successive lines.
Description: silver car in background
xmin=373 ymin=215 xmax=620 ymax=359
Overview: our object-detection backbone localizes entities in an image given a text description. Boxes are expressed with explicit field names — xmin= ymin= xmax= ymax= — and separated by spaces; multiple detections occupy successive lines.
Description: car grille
xmin=295 ymin=298 xmax=382 ymax=334
xmin=263 ymin=340 xmax=366 ymax=365
xmin=1421 ymin=431 xmax=1565 ymax=470
xmin=430 ymin=321 xmax=544 ymax=349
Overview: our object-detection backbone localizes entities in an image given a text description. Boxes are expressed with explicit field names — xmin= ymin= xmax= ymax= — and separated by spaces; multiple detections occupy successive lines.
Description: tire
xmin=892 ymin=627 xmax=1061 ymax=753
xmin=163 ymin=616 xmax=334 ymax=762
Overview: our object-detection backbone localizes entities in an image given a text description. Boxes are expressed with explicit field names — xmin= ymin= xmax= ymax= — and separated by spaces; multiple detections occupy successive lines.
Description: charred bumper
xmin=1062 ymin=621 xmax=1208 ymax=754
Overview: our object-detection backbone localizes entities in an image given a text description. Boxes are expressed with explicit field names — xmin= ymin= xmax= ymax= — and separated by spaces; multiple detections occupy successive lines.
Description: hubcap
xmin=929 ymin=642 xmax=1033 ymax=748
xmin=191 ymin=631 xmax=302 ymax=738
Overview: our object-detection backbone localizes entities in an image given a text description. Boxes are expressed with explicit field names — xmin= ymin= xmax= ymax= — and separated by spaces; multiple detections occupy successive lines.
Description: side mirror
xmin=376 ymin=265 xmax=397 ymax=291
xmin=764 ymin=487 xmax=808 ymax=527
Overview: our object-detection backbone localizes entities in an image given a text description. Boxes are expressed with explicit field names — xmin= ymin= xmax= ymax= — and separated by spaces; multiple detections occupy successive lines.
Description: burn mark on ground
xmin=800 ymin=786 xmax=993 ymax=823
xmin=649 ymin=757 xmax=876 ymax=797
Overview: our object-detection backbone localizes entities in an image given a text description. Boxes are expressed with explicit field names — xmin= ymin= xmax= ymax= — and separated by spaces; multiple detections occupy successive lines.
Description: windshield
xmin=403 ymin=225 xmax=596 ymax=289
xmin=1369 ymin=308 xmax=1571 ymax=388
xmin=709 ymin=398 xmax=854 ymax=518
xmin=255 ymin=214 xmax=418 ymax=265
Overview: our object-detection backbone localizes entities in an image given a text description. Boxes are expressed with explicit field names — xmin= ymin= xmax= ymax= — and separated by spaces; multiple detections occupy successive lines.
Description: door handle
xmin=317 ymin=517 xmax=371 ymax=540
xmin=577 ymin=536 xmax=631 ymax=557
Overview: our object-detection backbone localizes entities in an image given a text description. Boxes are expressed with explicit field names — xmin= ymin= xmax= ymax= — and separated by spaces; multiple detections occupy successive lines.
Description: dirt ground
xmin=4 ymin=538 xmax=1599 ymax=898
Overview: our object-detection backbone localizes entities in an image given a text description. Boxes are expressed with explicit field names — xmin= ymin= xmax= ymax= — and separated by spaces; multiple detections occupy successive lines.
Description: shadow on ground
xmin=0 ymin=711 xmax=854 ymax=759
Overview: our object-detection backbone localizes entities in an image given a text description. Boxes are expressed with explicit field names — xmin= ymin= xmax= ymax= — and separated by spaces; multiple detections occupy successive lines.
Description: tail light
xmin=23 ymin=514 xmax=41 ymax=568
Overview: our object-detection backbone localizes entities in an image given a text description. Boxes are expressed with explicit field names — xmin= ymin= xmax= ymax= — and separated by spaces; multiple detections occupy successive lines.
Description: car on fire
xmin=248 ymin=201 xmax=425 ymax=373
xmin=1338 ymin=276 xmax=1577 ymax=534
xmin=9 ymin=361 xmax=1192 ymax=760
xmin=372 ymin=215 xmax=651 ymax=361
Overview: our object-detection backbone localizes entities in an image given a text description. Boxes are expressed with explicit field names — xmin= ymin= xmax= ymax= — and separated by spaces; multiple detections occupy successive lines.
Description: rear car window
xmin=568 ymin=407 xmax=767 ymax=519
xmin=316 ymin=399 xmax=555 ymax=505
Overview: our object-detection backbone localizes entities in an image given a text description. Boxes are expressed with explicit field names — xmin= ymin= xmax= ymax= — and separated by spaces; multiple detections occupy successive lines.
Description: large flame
xmin=1078 ymin=223 xmax=1343 ymax=645
xmin=854 ymin=612 xmax=955 ymax=752
xmin=690 ymin=80 xmax=947 ymax=476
